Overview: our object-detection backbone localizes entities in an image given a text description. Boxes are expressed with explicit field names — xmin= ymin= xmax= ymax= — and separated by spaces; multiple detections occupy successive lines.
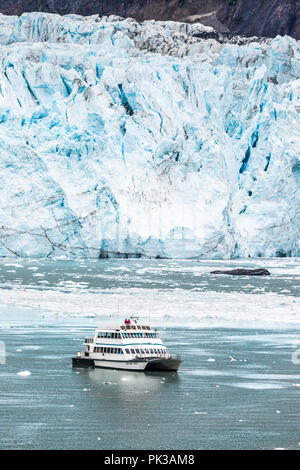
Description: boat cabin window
xmin=110 ymin=332 xmax=121 ymax=339
xmin=97 ymin=332 xmax=106 ymax=338
xmin=130 ymin=349 xmax=135 ymax=354
xmin=94 ymin=347 xmax=125 ymax=354
xmin=143 ymin=333 xmax=155 ymax=338
xmin=124 ymin=332 xmax=145 ymax=338
xmin=125 ymin=349 xmax=130 ymax=354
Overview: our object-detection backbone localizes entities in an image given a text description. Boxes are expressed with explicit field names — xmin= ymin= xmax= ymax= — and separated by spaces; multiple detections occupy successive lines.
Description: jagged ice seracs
xmin=0 ymin=12 xmax=299 ymax=258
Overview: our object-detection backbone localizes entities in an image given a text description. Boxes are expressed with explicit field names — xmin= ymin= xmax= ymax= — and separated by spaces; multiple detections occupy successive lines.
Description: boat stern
xmin=72 ymin=352 xmax=94 ymax=368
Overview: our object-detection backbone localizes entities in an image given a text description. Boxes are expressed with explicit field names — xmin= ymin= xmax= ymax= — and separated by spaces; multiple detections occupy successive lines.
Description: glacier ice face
xmin=0 ymin=12 xmax=299 ymax=259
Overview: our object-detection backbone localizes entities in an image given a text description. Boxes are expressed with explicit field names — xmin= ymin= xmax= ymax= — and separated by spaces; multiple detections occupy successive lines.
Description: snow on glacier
xmin=0 ymin=12 xmax=299 ymax=259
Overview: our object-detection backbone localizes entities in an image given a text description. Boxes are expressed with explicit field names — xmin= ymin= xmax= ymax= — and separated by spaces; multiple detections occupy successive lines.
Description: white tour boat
xmin=72 ymin=317 xmax=182 ymax=372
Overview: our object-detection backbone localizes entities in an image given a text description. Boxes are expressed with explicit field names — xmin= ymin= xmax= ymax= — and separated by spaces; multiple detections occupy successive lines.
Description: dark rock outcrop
xmin=218 ymin=0 xmax=300 ymax=40
xmin=210 ymin=268 xmax=271 ymax=276
xmin=0 ymin=0 xmax=299 ymax=39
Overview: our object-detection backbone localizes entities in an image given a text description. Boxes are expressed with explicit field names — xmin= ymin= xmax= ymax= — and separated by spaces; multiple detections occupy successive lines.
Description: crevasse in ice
xmin=0 ymin=12 xmax=299 ymax=258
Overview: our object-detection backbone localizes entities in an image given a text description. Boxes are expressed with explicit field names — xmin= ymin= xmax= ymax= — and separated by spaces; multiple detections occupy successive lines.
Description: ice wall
xmin=0 ymin=12 xmax=299 ymax=258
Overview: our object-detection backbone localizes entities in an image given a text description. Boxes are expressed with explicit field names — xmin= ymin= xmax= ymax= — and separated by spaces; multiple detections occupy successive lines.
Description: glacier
xmin=0 ymin=12 xmax=299 ymax=259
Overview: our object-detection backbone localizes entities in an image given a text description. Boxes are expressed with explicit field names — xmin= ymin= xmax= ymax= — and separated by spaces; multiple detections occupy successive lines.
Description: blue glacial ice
xmin=0 ymin=12 xmax=299 ymax=259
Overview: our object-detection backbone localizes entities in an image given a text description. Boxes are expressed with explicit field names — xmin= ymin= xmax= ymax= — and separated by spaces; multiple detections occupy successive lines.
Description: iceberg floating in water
xmin=0 ymin=12 xmax=299 ymax=259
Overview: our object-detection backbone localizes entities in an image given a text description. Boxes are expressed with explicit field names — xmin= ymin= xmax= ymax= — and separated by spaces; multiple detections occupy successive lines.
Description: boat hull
xmin=145 ymin=357 xmax=182 ymax=372
xmin=93 ymin=359 xmax=147 ymax=371
xmin=72 ymin=357 xmax=182 ymax=372
xmin=92 ymin=357 xmax=182 ymax=372
xmin=72 ymin=356 xmax=94 ymax=368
